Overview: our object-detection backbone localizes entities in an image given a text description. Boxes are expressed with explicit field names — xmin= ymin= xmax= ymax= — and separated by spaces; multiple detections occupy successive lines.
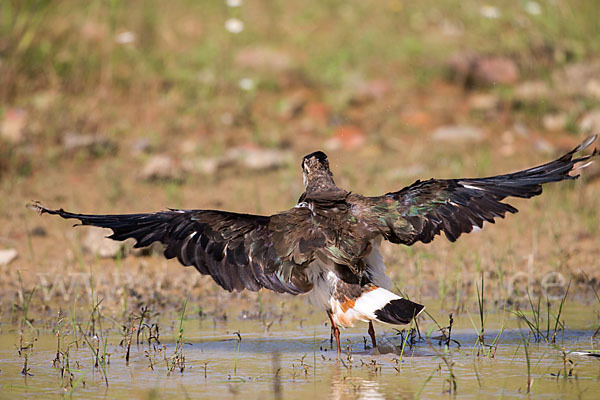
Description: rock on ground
xmin=83 ymin=228 xmax=124 ymax=258
xmin=448 ymin=52 xmax=519 ymax=87
xmin=513 ymin=81 xmax=551 ymax=102
xmin=542 ymin=113 xmax=568 ymax=131
xmin=1 ymin=108 xmax=27 ymax=143
xmin=468 ymin=93 xmax=500 ymax=111
xmin=432 ymin=125 xmax=484 ymax=142
xmin=63 ymin=132 xmax=117 ymax=155
xmin=140 ymin=154 xmax=183 ymax=181
xmin=225 ymin=147 xmax=292 ymax=170
xmin=472 ymin=57 xmax=519 ymax=85
xmin=579 ymin=110 xmax=600 ymax=134
xmin=552 ymin=60 xmax=600 ymax=99
xmin=0 ymin=249 xmax=18 ymax=266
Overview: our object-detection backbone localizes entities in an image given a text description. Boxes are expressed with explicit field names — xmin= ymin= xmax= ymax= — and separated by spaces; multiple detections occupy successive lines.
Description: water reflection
xmin=329 ymin=366 xmax=385 ymax=400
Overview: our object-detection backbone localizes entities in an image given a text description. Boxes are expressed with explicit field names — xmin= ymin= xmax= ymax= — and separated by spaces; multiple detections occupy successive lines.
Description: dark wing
xmin=365 ymin=135 xmax=598 ymax=245
xmin=28 ymin=203 xmax=324 ymax=294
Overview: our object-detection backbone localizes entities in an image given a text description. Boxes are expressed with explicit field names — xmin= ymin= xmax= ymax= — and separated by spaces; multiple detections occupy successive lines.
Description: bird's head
xmin=301 ymin=151 xmax=333 ymax=188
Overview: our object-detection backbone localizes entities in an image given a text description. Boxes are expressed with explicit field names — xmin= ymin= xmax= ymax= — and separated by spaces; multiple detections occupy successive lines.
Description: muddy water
xmin=1 ymin=304 xmax=599 ymax=399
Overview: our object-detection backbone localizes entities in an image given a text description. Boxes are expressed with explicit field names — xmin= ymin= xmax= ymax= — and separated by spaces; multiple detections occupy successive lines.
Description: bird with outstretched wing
xmin=29 ymin=135 xmax=598 ymax=355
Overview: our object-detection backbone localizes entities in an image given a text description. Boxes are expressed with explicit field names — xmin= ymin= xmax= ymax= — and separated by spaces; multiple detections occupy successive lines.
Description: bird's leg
xmin=368 ymin=321 xmax=377 ymax=348
xmin=327 ymin=312 xmax=341 ymax=356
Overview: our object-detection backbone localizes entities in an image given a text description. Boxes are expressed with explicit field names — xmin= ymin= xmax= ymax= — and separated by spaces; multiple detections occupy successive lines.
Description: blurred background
xmin=1 ymin=0 xmax=599 ymax=311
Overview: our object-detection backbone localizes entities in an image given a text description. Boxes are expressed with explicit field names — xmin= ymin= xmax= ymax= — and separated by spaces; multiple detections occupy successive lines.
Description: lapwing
xmin=29 ymin=136 xmax=598 ymax=355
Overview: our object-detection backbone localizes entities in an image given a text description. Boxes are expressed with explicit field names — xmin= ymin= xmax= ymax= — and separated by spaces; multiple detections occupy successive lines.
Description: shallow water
xmin=1 ymin=305 xmax=600 ymax=399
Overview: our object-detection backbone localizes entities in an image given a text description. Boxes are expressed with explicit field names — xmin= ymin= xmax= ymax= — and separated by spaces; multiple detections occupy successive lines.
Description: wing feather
xmin=366 ymin=135 xmax=598 ymax=245
xmin=29 ymin=204 xmax=316 ymax=294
